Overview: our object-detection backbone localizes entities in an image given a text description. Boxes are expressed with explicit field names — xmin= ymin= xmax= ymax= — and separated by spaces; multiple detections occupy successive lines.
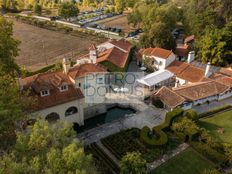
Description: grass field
xmin=12 ymin=20 xmax=104 ymax=71
xmin=150 ymin=147 xmax=215 ymax=174
xmin=95 ymin=14 xmax=137 ymax=34
xmin=199 ymin=110 xmax=232 ymax=144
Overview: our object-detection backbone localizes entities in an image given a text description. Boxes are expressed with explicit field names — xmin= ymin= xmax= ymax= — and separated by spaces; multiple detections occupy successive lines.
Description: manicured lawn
xmin=199 ymin=110 xmax=232 ymax=144
xmin=150 ymin=147 xmax=215 ymax=174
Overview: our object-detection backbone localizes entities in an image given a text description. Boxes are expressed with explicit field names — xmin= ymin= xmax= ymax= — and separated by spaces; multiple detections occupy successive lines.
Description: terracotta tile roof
xmin=76 ymin=39 xmax=132 ymax=68
xmin=89 ymin=44 xmax=97 ymax=51
xmin=33 ymin=87 xmax=84 ymax=111
xmin=95 ymin=46 xmax=130 ymax=68
xmin=109 ymin=39 xmax=132 ymax=52
xmin=175 ymin=45 xmax=189 ymax=57
xmin=68 ymin=63 xmax=107 ymax=79
xmin=107 ymin=47 xmax=129 ymax=68
xmin=167 ymin=61 xmax=205 ymax=83
xmin=184 ymin=35 xmax=195 ymax=43
xmin=173 ymin=81 xmax=229 ymax=101
xmin=154 ymin=86 xmax=185 ymax=108
xmin=219 ymin=68 xmax=232 ymax=77
xmin=210 ymin=73 xmax=232 ymax=88
xmin=21 ymin=71 xmax=84 ymax=111
xmin=137 ymin=47 xmax=173 ymax=59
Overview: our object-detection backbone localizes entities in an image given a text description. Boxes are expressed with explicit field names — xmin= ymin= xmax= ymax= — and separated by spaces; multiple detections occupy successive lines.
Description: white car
xmin=120 ymin=87 xmax=129 ymax=92
xmin=113 ymin=88 xmax=121 ymax=92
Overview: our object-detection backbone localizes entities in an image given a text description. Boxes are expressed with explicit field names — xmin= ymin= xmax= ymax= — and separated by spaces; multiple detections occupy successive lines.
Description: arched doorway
xmin=65 ymin=106 xmax=78 ymax=116
xmin=45 ymin=112 xmax=60 ymax=123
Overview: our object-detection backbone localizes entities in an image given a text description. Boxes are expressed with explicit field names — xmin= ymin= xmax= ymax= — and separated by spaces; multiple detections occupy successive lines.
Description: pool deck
xmin=77 ymin=95 xmax=166 ymax=145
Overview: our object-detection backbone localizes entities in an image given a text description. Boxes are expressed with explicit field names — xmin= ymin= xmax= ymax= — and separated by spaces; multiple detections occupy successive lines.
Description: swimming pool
xmin=75 ymin=106 xmax=136 ymax=133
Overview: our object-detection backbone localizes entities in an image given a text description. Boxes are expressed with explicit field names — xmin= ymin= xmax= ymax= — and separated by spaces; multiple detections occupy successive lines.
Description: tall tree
xmin=115 ymin=0 xmax=124 ymax=13
xmin=140 ymin=22 xmax=176 ymax=49
xmin=0 ymin=119 xmax=97 ymax=174
xmin=0 ymin=16 xmax=20 ymax=76
xmin=0 ymin=75 xmax=31 ymax=150
xmin=197 ymin=24 xmax=232 ymax=66
xmin=58 ymin=2 xmax=79 ymax=21
xmin=120 ymin=152 xmax=147 ymax=174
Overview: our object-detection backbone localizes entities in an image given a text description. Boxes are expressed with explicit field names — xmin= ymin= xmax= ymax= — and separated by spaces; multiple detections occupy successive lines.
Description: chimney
xmin=62 ymin=58 xmax=70 ymax=74
xmin=89 ymin=44 xmax=97 ymax=64
xmin=205 ymin=62 xmax=211 ymax=78
xmin=187 ymin=51 xmax=195 ymax=63
xmin=175 ymin=79 xmax=179 ymax=88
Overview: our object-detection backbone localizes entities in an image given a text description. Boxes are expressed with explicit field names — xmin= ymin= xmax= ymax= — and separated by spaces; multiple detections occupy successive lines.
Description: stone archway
xmin=45 ymin=112 xmax=60 ymax=123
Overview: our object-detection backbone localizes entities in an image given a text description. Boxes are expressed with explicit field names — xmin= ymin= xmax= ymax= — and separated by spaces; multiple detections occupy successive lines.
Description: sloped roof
xmin=219 ymin=68 xmax=232 ymax=77
xmin=21 ymin=71 xmax=84 ymax=111
xmin=210 ymin=73 xmax=232 ymax=88
xmin=154 ymin=86 xmax=186 ymax=108
xmin=173 ymin=81 xmax=229 ymax=101
xmin=89 ymin=44 xmax=97 ymax=51
xmin=68 ymin=63 xmax=107 ymax=79
xmin=109 ymin=39 xmax=132 ymax=52
xmin=167 ymin=61 xmax=205 ymax=83
xmin=175 ymin=45 xmax=189 ymax=57
xmin=184 ymin=35 xmax=195 ymax=43
xmin=138 ymin=47 xmax=173 ymax=59
xmin=137 ymin=70 xmax=174 ymax=87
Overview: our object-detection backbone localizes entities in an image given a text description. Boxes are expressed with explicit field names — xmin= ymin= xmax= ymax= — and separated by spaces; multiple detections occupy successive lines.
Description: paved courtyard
xmin=193 ymin=97 xmax=232 ymax=114
xmin=77 ymin=102 xmax=166 ymax=145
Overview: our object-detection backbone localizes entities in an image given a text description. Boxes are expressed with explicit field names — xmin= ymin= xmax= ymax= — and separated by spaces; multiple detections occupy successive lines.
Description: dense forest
xmin=128 ymin=0 xmax=232 ymax=66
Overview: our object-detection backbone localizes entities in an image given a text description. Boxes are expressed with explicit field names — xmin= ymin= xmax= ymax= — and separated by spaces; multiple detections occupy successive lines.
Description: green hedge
xmin=140 ymin=108 xmax=184 ymax=147
xmin=183 ymin=109 xmax=199 ymax=121
xmin=21 ymin=64 xmax=56 ymax=77
xmin=199 ymin=105 xmax=232 ymax=118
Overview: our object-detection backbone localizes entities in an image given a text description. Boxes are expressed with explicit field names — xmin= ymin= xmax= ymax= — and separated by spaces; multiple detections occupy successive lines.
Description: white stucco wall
xmin=181 ymin=102 xmax=193 ymax=110
xmin=31 ymin=99 xmax=84 ymax=125
xmin=176 ymin=77 xmax=187 ymax=85
xmin=193 ymin=95 xmax=218 ymax=105
xmin=218 ymin=90 xmax=232 ymax=100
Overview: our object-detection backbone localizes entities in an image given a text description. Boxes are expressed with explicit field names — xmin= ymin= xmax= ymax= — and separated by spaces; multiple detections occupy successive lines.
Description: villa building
xmin=153 ymin=80 xmax=231 ymax=110
xmin=20 ymin=58 xmax=108 ymax=125
xmin=136 ymin=47 xmax=176 ymax=71
xmin=76 ymin=39 xmax=132 ymax=70
xmin=20 ymin=71 xmax=85 ymax=125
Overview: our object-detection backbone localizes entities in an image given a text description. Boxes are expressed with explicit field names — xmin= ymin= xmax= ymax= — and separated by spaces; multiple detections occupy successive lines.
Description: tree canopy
xmin=0 ymin=16 xmax=20 ymax=76
xmin=182 ymin=0 xmax=232 ymax=65
xmin=0 ymin=75 xmax=32 ymax=150
xmin=58 ymin=2 xmax=79 ymax=21
xmin=0 ymin=119 xmax=97 ymax=174
xmin=128 ymin=1 xmax=180 ymax=49
xmin=120 ymin=152 xmax=147 ymax=174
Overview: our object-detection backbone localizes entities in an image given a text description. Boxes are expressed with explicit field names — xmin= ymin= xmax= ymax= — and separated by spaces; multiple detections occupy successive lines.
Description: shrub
xmin=140 ymin=108 xmax=184 ymax=147
xmin=183 ymin=109 xmax=199 ymax=121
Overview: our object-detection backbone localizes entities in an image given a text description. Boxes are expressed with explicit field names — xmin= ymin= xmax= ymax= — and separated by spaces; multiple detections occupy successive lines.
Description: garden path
xmin=148 ymin=143 xmax=189 ymax=171
xmin=192 ymin=96 xmax=232 ymax=114
xmin=96 ymin=141 xmax=120 ymax=166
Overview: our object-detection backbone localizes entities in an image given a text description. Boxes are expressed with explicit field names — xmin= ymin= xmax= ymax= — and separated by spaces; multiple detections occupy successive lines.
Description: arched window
xmin=45 ymin=112 xmax=60 ymax=123
xmin=65 ymin=107 xmax=78 ymax=116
